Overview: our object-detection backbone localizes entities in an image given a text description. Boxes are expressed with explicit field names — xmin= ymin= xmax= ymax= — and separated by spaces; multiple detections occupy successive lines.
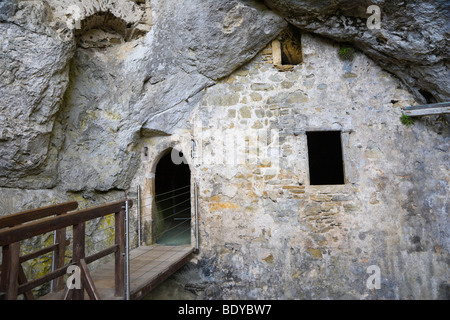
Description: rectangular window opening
xmin=306 ymin=131 xmax=345 ymax=185
xmin=272 ymin=24 xmax=302 ymax=68
xmin=280 ymin=25 xmax=302 ymax=65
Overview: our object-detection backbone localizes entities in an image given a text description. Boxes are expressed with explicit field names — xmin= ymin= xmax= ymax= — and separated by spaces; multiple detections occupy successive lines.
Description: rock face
xmin=0 ymin=0 xmax=286 ymax=191
xmin=262 ymin=0 xmax=450 ymax=103
xmin=0 ymin=0 xmax=448 ymax=300
xmin=1 ymin=0 xmax=448 ymax=190
xmin=0 ymin=1 xmax=74 ymax=188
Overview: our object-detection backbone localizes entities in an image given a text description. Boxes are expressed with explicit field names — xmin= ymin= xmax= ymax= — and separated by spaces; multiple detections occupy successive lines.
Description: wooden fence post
xmin=114 ymin=207 xmax=125 ymax=297
xmin=53 ymin=227 xmax=67 ymax=291
xmin=0 ymin=242 xmax=20 ymax=300
xmin=72 ymin=222 xmax=85 ymax=300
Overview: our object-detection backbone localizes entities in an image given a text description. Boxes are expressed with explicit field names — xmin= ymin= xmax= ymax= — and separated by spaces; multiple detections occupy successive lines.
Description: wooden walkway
xmin=41 ymin=245 xmax=195 ymax=300
xmin=0 ymin=200 xmax=197 ymax=300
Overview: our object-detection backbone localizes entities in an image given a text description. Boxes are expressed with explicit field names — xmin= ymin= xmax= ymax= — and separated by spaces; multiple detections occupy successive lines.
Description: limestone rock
xmin=0 ymin=0 xmax=286 ymax=191
xmin=263 ymin=0 xmax=450 ymax=102
xmin=0 ymin=0 xmax=74 ymax=187
xmin=0 ymin=0 xmax=448 ymax=192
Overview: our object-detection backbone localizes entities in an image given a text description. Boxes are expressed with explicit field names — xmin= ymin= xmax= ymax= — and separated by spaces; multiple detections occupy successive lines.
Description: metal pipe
xmin=125 ymin=199 xmax=130 ymax=300
xmin=137 ymin=185 xmax=141 ymax=247
xmin=194 ymin=181 xmax=199 ymax=252
xmin=50 ymin=230 xmax=56 ymax=292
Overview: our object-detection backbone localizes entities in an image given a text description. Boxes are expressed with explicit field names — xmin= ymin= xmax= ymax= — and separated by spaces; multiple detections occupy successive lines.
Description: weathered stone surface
xmin=0 ymin=0 xmax=448 ymax=301
xmin=134 ymin=33 xmax=449 ymax=300
xmin=148 ymin=0 xmax=285 ymax=80
xmin=0 ymin=0 xmax=74 ymax=187
xmin=0 ymin=0 xmax=285 ymax=191
xmin=2 ymin=0 xmax=447 ymax=191
xmin=263 ymin=0 xmax=450 ymax=103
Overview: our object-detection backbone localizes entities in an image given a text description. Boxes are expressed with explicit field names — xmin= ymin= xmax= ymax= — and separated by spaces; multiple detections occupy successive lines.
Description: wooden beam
xmin=18 ymin=265 xmax=35 ymax=300
xmin=79 ymin=259 xmax=101 ymax=300
xmin=17 ymin=239 xmax=70 ymax=264
xmin=1 ymin=242 xmax=20 ymax=300
xmin=272 ymin=40 xmax=282 ymax=66
xmin=114 ymin=209 xmax=125 ymax=297
xmin=63 ymin=286 xmax=73 ymax=300
xmin=17 ymin=260 xmax=69 ymax=295
xmin=402 ymin=101 xmax=450 ymax=117
xmin=0 ymin=246 xmax=8 ymax=295
xmin=72 ymin=222 xmax=85 ymax=300
xmin=0 ymin=199 xmax=132 ymax=246
xmin=85 ymin=245 xmax=118 ymax=265
xmin=53 ymin=228 xmax=67 ymax=291
xmin=0 ymin=201 xmax=78 ymax=229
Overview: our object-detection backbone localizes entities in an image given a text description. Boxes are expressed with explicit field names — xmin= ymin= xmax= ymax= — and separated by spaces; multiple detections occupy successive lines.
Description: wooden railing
xmin=0 ymin=199 xmax=132 ymax=300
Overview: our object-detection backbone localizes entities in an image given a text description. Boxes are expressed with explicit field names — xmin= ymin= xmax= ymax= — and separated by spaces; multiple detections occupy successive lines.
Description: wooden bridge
xmin=0 ymin=200 xmax=195 ymax=300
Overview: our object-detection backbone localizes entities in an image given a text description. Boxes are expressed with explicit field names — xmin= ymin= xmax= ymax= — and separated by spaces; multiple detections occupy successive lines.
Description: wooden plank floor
xmin=40 ymin=245 xmax=195 ymax=300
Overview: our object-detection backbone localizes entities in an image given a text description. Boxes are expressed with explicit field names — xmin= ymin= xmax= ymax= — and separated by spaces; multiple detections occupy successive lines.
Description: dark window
xmin=280 ymin=25 xmax=302 ymax=65
xmin=306 ymin=131 xmax=345 ymax=185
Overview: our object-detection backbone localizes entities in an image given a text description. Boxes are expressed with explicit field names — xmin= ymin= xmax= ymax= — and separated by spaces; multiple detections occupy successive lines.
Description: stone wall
xmin=135 ymin=33 xmax=449 ymax=299
xmin=0 ymin=0 xmax=286 ymax=298
xmin=0 ymin=0 xmax=448 ymax=300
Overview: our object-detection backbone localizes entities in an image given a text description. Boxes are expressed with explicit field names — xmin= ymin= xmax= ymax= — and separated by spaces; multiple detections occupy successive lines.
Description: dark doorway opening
xmin=154 ymin=149 xmax=191 ymax=245
xmin=306 ymin=131 xmax=345 ymax=185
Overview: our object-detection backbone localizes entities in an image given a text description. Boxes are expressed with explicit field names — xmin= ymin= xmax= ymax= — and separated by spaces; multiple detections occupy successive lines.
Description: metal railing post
xmin=137 ymin=185 xmax=141 ymax=247
xmin=194 ymin=181 xmax=199 ymax=252
xmin=50 ymin=230 xmax=56 ymax=292
xmin=125 ymin=199 xmax=130 ymax=300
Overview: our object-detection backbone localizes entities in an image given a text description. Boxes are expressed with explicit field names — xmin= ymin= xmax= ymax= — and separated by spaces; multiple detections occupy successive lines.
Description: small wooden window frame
xmin=271 ymin=26 xmax=303 ymax=71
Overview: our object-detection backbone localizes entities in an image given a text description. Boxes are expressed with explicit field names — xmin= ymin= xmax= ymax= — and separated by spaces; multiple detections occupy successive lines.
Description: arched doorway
xmin=154 ymin=149 xmax=191 ymax=245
